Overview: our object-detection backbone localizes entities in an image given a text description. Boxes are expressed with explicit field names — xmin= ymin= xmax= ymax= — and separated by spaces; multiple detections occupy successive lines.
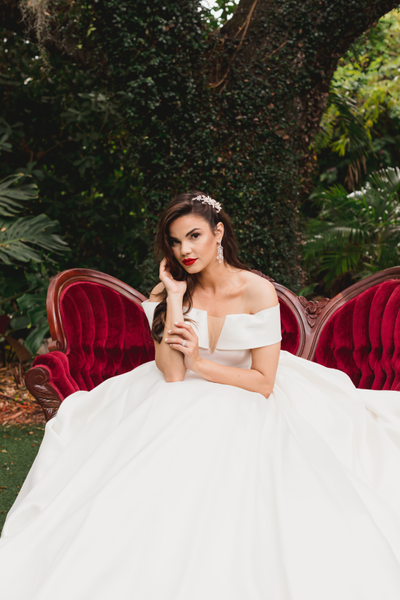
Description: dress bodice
xmin=142 ymin=301 xmax=282 ymax=369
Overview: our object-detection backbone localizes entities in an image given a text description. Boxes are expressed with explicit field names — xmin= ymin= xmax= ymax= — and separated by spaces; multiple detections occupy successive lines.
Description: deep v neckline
xmin=185 ymin=307 xmax=240 ymax=356
xmin=142 ymin=301 xmax=282 ymax=352
xmin=206 ymin=315 xmax=226 ymax=355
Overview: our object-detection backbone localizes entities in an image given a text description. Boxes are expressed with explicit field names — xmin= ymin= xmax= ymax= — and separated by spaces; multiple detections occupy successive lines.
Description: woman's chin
xmin=184 ymin=263 xmax=202 ymax=274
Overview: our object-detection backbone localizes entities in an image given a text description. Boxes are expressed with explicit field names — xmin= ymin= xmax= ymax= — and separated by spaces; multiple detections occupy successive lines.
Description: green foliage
xmin=0 ymin=214 xmax=68 ymax=265
xmin=95 ymin=0 xmax=305 ymax=291
xmin=3 ymin=0 xmax=398 ymax=297
xmin=0 ymin=170 xmax=67 ymax=354
xmin=304 ymin=167 xmax=400 ymax=288
xmin=314 ymin=9 xmax=400 ymax=191
xmin=5 ymin=260 xmax=55 ymax=355
xmin=0 ymin=26 xmax=148 ymax=289
xmin=0 ymin=173 xmax=37 ymax=217
xmin=0 ymin=173 xmax=68 ymax=265
xmin=17 ymin=283 xmax=48 ymax=355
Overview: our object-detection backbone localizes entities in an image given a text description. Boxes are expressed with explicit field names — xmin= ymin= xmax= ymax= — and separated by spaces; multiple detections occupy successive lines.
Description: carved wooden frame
xmin=25 ymin=269 xmax=148 ymax=421
xmin=46 ymin=268 xmax=147 ymax=353
xmin=267 ymin=266 xmax=400 ymax=360
xmin=25 ymin=366 xmax=64 ymax=422
xmin=26 ymin=266 xmax=400 ymax=421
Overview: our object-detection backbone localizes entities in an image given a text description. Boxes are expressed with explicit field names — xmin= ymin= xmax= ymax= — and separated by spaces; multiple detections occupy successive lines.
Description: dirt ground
xmin=0 ymin=363 xmax=46 ymax=426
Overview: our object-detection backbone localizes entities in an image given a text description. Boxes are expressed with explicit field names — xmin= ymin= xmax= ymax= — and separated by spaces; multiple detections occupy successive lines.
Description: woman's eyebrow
xmin=185 ymin=228 xmax=202 ymax=237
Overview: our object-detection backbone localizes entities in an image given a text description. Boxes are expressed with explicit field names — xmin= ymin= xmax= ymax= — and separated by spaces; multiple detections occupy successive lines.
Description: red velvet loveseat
xmin=25 ymin=267 xmax=400 ymax=421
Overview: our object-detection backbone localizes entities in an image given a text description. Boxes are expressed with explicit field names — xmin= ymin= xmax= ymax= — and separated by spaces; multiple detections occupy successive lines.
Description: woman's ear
xmin=215 ymin=222 xmax=224 ymax=241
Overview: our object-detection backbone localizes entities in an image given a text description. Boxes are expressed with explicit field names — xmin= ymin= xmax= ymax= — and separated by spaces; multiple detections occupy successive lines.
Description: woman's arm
xmin=165 ymin=275 xmax=281 ymax=396
xmin=152 ymin=294 xmax=186 ymax=382
xmin=149 ymin=259 xmax=187 ymax=382
xmin=196 ymin=342 xmax=280 ymax=398
xmin=166 ymin=321 xmax=280 ymax=397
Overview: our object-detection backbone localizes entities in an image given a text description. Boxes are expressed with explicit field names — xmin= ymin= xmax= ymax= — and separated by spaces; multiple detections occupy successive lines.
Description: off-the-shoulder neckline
xmin=142 ymin=300 xmax=279 ymax=318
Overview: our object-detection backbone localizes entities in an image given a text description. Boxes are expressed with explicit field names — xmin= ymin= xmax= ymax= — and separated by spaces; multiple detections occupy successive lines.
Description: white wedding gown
xmin=1 ymin=301 xmax=400 ymax=599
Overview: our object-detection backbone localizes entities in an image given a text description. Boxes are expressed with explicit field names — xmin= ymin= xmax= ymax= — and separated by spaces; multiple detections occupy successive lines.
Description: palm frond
xmin=0 ymin=215 xmax=69 ymax=265
xmin=368 ymin=166 xmax=400 ymax=200
xmin=305 ymin=221 xmax=367 ymax=254
xmin=0 ymin=173 xmax=38 ymax=217
xmin=329 ymin=93 xmax=373 ymax=155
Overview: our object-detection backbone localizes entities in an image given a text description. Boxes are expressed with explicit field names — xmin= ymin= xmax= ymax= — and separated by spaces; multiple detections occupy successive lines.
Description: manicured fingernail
xmin=174 ymin=321 xmax=179 ymax=325
xmin=168 ymin=329 xmax=172 ymax=333
xmin=165 ymin=338 xmax=168 ymax=342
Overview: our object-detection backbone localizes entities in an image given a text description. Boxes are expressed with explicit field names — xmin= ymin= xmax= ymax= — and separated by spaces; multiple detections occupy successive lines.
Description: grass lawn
xmin=0 ymin=425 xmax=45 ymax=534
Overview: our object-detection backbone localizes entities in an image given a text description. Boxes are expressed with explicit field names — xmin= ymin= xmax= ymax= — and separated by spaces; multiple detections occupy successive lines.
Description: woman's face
xmin=168 ymin=214 xmax=223 ymax=274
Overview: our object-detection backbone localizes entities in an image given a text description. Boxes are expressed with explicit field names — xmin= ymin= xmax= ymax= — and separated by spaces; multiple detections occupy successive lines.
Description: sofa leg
xmin=25 ymin=366 xmax=62 ymax=422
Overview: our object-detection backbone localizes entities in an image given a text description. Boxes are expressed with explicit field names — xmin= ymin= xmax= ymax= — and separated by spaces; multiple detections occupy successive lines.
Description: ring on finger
xmin=181 ymin=339 xmax=187 ymax=347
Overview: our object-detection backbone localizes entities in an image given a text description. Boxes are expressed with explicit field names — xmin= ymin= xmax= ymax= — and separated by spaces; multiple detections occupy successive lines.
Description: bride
xmin=1 ymin=191 xmax=400 ymax=600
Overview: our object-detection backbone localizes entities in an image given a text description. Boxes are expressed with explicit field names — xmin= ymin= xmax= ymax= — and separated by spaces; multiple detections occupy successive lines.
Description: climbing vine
xmin=2 ymin=0 xmax=398 ymax=293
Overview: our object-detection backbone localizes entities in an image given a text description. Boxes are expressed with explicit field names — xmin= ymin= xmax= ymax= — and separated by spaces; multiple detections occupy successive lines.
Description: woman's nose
xmin=181 ymin=241 xmax=192 ymax=256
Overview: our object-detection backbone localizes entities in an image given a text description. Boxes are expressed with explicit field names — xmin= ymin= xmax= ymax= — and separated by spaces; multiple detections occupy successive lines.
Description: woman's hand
xmin=164 ymin=321 xmax=202 ymax=372
xmin=159 ymin=258 xmax=187 ymax=297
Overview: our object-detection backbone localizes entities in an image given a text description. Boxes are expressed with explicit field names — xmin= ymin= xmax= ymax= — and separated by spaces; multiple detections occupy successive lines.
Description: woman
xmin=1 ymin=191 xmax=400 ymax=600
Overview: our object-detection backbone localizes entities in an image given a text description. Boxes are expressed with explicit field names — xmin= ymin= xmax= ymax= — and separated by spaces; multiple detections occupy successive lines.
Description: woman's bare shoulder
xmin=241 ymin=271 xmax=278 ymax=313
xmin=148 ymin=282 xmax=165 ymax=303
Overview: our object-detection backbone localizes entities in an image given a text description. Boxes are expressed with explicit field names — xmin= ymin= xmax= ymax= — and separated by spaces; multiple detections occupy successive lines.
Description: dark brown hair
xmin=151 ymin=191 xmax=249 ymax=342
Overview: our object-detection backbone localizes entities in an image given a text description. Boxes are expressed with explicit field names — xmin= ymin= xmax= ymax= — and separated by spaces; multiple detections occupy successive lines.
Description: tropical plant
xmin=304 ymin=167 xmax=400 ymax=289
xmin=14 ymin=262 xmax=51 ymax=355
xmin=0 ymin=173 xmax=69 ymax=265
xmin=313 ymin=10 xmax=400 ymax=192
xmin=0 ymin=173 xmax=38 ymax=216
xmin=1 ymin=0 xmax=397 ymax=293
xmin=0 ymin=173 xmax=69 ymax=356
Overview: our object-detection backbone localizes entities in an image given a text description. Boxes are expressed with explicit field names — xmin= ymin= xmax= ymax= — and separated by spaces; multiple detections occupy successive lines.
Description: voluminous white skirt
xmin=1 ymin=351 xmax=400 ymax=599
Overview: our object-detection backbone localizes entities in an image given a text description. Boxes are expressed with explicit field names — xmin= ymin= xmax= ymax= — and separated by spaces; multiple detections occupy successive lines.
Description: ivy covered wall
xmin=1 ymin=0 xmax=398 ymax=292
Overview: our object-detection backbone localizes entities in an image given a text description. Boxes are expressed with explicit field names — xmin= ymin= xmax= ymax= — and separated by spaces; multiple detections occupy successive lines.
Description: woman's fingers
xmin=169 ymin=343 xmax=189 ymax=354
xmin=159 ymin=257 xmax=166 ymax=274
xmin=167 ymin=327 xmax=192 ymax=339
xmin=174 ymin=321 xmax=194 ymax=331
xmin=170 ymin=322 xmax=197 ymax=340
xmin=164 ymin=336 xmax=186 ymax=345
xmin=164 ymin=336 xmax=190 ymax=355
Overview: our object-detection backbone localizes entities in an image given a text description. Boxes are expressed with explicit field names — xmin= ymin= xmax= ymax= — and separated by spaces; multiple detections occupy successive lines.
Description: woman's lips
xmin=182 ymin=258 xmax=197 ymax=266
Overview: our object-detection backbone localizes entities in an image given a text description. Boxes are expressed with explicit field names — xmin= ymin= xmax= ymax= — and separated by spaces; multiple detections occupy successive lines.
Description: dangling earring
xmin=217 ymin=240 xmax=224 ymax=264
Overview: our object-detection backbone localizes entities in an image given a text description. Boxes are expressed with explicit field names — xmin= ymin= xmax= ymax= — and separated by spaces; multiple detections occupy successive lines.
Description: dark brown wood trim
xmin=251 ymin=269 xmax=327 ymax=358
xmin=29 ymin=265 xmax=400 ymax=422
xmin=254 ymin=266 xmax=400 ymax=360
xmin=300 ymin=267 xmax=400 ymax=360
xmin=25 ymin=366 xmax=62 ymax=421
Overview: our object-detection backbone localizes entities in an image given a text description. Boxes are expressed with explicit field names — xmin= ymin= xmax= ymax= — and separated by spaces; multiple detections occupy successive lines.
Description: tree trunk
xmin=219 ymin=0 xmax=398 ymax=154
xmin=0 ymin=0 xmax=398 ymax=289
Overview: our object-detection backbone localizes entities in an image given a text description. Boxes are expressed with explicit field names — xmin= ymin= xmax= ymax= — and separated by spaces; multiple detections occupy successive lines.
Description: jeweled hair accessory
xmin=192 ymin=195 xmax=222 ymax=213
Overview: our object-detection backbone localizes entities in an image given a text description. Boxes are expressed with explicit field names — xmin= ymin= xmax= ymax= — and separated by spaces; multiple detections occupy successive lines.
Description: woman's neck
xmin=195 ymin=262 xmax=238 ymax=294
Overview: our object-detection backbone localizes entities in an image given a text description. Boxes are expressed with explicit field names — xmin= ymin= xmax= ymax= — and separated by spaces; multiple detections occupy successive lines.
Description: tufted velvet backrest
xmin=314 ymin=280 xmax=400 ymax=391
xmin=279 ymin=299 xmax=300 ymax=355
xmin=59 ymin=282 xmax=155 ymax=391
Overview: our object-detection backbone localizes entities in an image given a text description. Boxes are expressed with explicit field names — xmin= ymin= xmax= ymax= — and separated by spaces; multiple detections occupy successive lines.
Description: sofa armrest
xmin=25 ymin=352 xmax=80 ymax=421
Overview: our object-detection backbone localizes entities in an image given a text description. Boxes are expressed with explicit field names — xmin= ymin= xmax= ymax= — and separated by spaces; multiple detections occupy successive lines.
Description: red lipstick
xmin=182 ymin=258 xmax=197 ymax=266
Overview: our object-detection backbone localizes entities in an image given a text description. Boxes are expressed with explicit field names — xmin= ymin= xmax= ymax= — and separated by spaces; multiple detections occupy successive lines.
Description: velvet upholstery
xmin=30 ymin=275 xmax=400 ymax=412
xmin=279 ymin=299 xmax=300 ymax=355
xmin=32 ymin=282 xmax=155 ymax=401
xmin=314 ymin=280 xmax=400 ymax=391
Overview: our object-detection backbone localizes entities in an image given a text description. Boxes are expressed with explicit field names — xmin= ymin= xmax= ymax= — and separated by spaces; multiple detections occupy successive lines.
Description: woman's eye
xmin=191 ymin=233 xmax=200 ymax=240
xmin=170 ymin=239 xmax=179 ymax=247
